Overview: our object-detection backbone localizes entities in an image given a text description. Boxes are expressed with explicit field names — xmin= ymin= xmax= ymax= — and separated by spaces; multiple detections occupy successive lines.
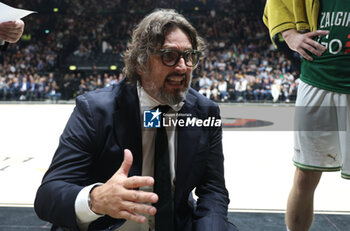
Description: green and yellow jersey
xmin=301 ymin=0 xmax=350 ymax=94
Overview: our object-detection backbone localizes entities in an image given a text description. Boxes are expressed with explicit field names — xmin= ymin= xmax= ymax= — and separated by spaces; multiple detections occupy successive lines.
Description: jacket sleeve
xmin=193 ymin=106 xmax=238 ymax=231
xmin=34 ymin=95 xmax=99 ymax=231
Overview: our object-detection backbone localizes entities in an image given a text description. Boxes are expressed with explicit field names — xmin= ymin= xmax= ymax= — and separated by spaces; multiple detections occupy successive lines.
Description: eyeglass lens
xmin=161 ymin=50 xmax=200 ymax=67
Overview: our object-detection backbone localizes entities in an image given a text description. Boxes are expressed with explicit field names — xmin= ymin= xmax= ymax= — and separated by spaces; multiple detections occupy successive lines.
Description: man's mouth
xmin=166 ymin=75 xmax=186 ymax=87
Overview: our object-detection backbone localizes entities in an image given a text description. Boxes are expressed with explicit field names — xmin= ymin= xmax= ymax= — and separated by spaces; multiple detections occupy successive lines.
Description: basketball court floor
xmin=0 ymin=102 xmax=349 ymax=230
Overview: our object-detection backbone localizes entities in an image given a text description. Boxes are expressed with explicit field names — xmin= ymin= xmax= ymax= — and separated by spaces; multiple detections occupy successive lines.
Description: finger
xmin=302 ymin=42 xmax=322 ymax=56
xmin=0 ymin=22 xmax=18 ymax=32
xmin=124 ymin=176 xmax=154 ymax=189
xmin=117 ymin=149 xmax=133 ymax=176
xmin=121 ymin=201 xmax=157 ymax=216
xmin=123 ymin=189 xmax=158 ymax=204
xmin=308 ymin=39 xmax=327 ymax=53
xmin=117 ymin=210 xmax=147 ymax=223
xmin=0 ymin=28 xmax=23 ymax=43
xmin=0 ymin=32 xmax=19 ymax=41
xmin=0 ymin=28 xmax=16 ymax=35
xmin=0 ymin=20 xmax=24 ymax=37
xmin=306 ymin=30 xmax=329 ymax=38
xmin=3 ymin=26 xmax=24 ymax=34
xmin=297 ymin=48 xmax=313 ymax=61
xmin=15 ymin=19 xmax=25 ymax=29
xmin=6 ymin=36 xmax=21 ymax=43
xmin=0 ymin=32 xmax=7 ymax=41
xmin=0 ymin=21 xmax=16 ymax=26
xmin=0 ymin=34 xmax=15 ymax=43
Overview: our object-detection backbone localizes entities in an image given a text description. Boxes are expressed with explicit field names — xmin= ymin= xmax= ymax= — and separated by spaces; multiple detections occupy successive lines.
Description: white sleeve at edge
xmin=75 ymin=183 xmax=104 ymax=231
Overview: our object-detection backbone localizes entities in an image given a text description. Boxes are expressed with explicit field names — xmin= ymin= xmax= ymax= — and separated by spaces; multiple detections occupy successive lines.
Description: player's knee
xmin=294 ymin=168 xmax=321 ymax=191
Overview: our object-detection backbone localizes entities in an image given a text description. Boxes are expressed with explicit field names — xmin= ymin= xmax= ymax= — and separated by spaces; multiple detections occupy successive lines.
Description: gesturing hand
xmin=89 ymin=149 xmax=158 ymax=223
xmin=281 ymin=29 xmax=329 ymax=61
xmin=0 ymin=19 xmax=25 ymax=43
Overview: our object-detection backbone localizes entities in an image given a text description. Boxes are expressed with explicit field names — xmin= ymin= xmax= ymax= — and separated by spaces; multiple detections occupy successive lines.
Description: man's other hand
xmin=89 ymin=149 xmax=158 ymax=223
xmin=0 ymin=19 xmax=25 ymax=43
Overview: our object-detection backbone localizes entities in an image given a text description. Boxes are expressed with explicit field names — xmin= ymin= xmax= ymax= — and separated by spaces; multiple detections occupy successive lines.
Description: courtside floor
xmin=0 ymin=103 xmax=349 ymax=230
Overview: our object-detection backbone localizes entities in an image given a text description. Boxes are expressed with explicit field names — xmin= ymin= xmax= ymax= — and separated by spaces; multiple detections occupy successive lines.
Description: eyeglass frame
xmin=158 ymin=49 xmax=202 ymax=67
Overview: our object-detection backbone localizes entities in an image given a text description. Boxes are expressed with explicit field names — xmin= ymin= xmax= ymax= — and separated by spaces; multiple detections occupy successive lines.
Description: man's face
xmin=140 ymin=27 xmax=193 ymax=105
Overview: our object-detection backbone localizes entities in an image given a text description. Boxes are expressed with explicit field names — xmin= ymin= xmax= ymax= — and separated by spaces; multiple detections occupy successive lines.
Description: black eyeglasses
xmin=158 ymin=49 xmax=201 ymax=67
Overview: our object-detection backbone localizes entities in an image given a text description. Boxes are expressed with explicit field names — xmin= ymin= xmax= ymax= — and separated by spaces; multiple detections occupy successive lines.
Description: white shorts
xmin=294 ymin=80 xmax=350 ymax=179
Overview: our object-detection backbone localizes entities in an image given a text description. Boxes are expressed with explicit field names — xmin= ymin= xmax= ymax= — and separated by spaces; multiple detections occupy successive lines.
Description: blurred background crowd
xmin=0 ymin=0 xmax=300 ymax=103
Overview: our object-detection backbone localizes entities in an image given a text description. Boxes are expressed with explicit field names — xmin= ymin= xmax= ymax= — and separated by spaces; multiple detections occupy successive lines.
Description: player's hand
xmin=0 ymin=19 xmax=25 ymax=43
xmin=89 ymin=149 xmax=158 ymax=223
xmin=281 ymin=29 xmax=329 ymax=61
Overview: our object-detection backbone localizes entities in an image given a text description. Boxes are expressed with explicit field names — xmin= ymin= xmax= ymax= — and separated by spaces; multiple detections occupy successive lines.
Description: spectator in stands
xmin=96 ymin=74 xmax=104 ymax=89
xmin=87 ymin=75 xmax=97 ymax=91
xmin=26 ymin=74 xmax=36 ymax=101
xmin=271 ymin=77 xmax=282 ymax=103
xmin=218 ymin=75 xmax=228 ymax=101
xmin=0 ymin=77 xmax=7 ymax=100
xmin=62 ymin=74 xmax=75 ymax=100
xmin=235 ymin=76 xmax=247 ymax=102
xmin=18 ymin=76 xmax=30 ymax=100
xmin=281 ymin=75 xmax=292 ymax=103
xmin=260 ymin=78 xmax=272 ymax=100
xmin=211 ymin=80 xmax=219 ymax=101
xmin=288 ymin=78 xmax=299 ymax=101
xmin=225 ymin=65 xmax=235 ymax=78
xmin=103 ymin=76 xmax=112 ymax=87
xmin=226 ymin=77 xmax=236 ymax=101
xmin=245 ymin=75 xmax=255 ymax=101
xmin=35 ymin=77 xmax=47 ymax=101
xmin=210 ymin=74 xmax=219 ymax=100
xmin=198 ymin=71 xmax=212 ymax=99
xmin=47 ymin=73 xmax=55 ymax=84
xmin=77 ymin=79 xmax=88 ymax=96
xmin=251 ymin=77 xmax=262 ymax=101
xmin=46 ymin=80 xmax=61 ymax=102
xmin=9 ymin=77 xmax=20 ymax=100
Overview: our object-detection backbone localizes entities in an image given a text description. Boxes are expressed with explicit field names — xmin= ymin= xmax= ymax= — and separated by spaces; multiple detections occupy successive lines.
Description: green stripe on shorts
xmin=341 ymin=173 xmax=350 ymax=180
xmin=293 ymin=161 xmax=341 ymax=172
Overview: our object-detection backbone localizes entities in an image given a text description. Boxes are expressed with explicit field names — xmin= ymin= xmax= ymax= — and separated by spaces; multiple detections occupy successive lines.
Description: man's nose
xmin=174 ymin=57 xmax=187 ymax=73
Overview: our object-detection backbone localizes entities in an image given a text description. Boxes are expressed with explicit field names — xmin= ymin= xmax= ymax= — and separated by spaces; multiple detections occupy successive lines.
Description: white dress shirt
xmin=75 ymin=84 xmax=183 ymax=231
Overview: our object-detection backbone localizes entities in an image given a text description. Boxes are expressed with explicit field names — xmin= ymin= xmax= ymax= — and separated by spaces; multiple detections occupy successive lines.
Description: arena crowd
xmin=0 ymin=0 xmax=300 ymax=103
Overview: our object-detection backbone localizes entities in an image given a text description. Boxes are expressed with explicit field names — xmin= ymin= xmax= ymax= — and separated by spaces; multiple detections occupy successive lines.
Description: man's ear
xmin=136 ymin=64 xmax=144 ymax=76
xmin=136 ymin=67 xmax=142 ymax=75
xmin=136 ymin=58 xmax=151 ymax=76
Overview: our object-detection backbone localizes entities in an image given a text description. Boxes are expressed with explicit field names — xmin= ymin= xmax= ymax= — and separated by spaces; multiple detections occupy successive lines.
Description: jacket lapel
xmin=175 ymin=91 xmax=201 ymax=201
xmin=112 ymin=81 xmax=143 ymax=176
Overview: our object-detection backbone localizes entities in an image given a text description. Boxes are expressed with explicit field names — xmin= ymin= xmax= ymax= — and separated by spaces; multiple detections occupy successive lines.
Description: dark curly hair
xmin=123 ymin=8 xmax=205 ymax=84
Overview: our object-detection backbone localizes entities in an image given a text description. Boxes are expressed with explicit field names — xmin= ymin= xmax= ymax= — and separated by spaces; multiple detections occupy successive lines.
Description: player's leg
xmin=288 ymin=81 xmax=342 ymax=231
xmin=285 ymin=168 xmax=321 ymax=231
xmin=340 ymin=94 xmax=350 ymax=180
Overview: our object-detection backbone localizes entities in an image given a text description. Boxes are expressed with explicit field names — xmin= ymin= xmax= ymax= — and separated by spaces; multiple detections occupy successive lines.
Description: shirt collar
xmin=137 ymin=82 xmax=184 ymax=112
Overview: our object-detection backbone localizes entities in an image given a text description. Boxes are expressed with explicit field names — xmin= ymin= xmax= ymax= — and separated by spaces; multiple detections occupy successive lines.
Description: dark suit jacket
xmin=34 ymin=79 xmax=237 ymax=231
